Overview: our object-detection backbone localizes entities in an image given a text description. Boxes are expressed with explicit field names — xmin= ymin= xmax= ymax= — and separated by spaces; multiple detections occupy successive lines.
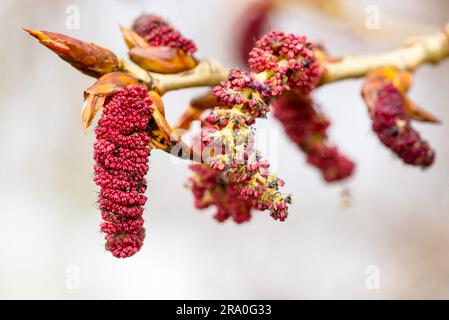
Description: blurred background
xmin=1 ymin=0 xmax=449 ymax=299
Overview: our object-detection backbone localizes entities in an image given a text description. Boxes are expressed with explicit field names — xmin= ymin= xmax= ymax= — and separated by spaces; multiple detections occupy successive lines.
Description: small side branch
xmin=150 ymin=59 xmax=229 ymax=95
xmin=149 ymin=24 xmax=449 ymax=93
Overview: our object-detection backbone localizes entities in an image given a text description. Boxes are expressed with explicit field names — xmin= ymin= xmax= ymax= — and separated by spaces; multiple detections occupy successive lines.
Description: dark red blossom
xmin=212 ymin=69 xmax=277 ymax=120
xmin=372 ymin=84 xmax=434 ymax=167
xmin=93 ymin=85 xmax=153 ymax=258
xmin=248 ymin=31 xmax=323 ymax=94
xmin=189 ymin=164 xmax=253 ymax=224
xmin=213 ymin=32 xmax=323 ymax=123
xmin=132 ymin=14 xmax=197 ymax=54
xmin=272 ymin=91 xmax=355 ymax=182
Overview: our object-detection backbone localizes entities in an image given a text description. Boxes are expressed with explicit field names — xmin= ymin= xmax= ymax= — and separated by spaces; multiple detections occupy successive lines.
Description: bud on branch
xmin=24 ymin=29 xmax=120 ymax=78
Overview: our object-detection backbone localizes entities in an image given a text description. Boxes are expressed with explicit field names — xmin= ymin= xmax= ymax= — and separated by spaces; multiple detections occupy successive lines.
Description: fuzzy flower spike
xmin=200 ymin=111 xmax=291 ymax=221
xmin=132 ymin=13 xmax=197 ymax=54
xmin=120 ymin=14 xmax=197 ymax=74
xmin=362 ymin=68 xmax=435 ymax=167
xmin=189 ymin=163 xmax=254 ymax=223
xmin=94 ymin=85 xmax=153 ymax=258
xmin=372 ymin=84 xmax=434 ymax=166
xmin=199 ymin=30 xmax=324 ymax=221
xmin=248 ymin=31 xmax=323 ymax=94
xmin=272 ymin=90 xmax=355 ymax=182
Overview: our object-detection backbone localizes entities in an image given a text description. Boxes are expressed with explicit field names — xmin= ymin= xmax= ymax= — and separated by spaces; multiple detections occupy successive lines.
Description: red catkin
xmin=248 ymin=31 xmax=323 ymax=94
xmin=212 ymin=69 xmax=275 ymax=120
xmin=214 ymin=32 xmax=323 ymax=122
xmin=199 ymin=119 xmax=291 ymax=221
xmin=93 ymin=85 xmax=153 ymax=258
xmin=272 ymin=90 xmax=355 ymax=182
xmin=132 ymin=14 xmax=197 ymax=54
xmin=189 ymin=164 xmax=253 ymax=224
xmin=372 ymin=83 xmax=434 ymax=167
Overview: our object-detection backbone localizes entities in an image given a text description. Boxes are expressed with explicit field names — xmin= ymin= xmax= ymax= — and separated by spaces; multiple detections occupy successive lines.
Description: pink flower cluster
xmin=272 ymin=91 xmax=355 ymax=182
xmin=93 ymin=85 xmax=153 ymax=258
xmin=198 ymin=31 xmax=324 ymax=222
xmin=189 ymin=164 xmax=253 ymax=223
xmin=212 ymin=69 xmax=276 ymax=121
xmin=248 ymin=31 xmax=323 ymax=94
xmin=213 ymin=32 xmax=323 ymax=123
xmin=199 ymin=117 xmax=291 ymax=221
xmin=132 ymin=14 xmax=197 ymax=54
xmin=373 ymin=84 xmax=434 ymax=167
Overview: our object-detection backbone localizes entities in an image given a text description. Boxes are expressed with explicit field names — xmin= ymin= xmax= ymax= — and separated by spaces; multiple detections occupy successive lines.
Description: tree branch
xmin=148 ymin=24 xmax=449 ymax=93
xmin=150 ymin=59 xmax=229 ymax=95
xmin=321 ymin=24 xmax=449 ymax=84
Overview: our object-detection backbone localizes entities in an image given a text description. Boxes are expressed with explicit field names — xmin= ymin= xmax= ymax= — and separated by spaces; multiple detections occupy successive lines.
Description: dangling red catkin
xmin=189 ymin=164 xmax=254 ymax=224
xmin=372 ymin=83 xmax=434 ymax=166
xmin=272 ymin=90 xmax=355 ymax=182
xmin=93 ymin=85 xmax=153 ymax=258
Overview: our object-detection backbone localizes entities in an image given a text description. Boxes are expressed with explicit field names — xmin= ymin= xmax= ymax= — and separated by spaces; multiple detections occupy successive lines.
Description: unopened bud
xmin=129 ymin=46 xmax=196 ymax=74
xmin=25 ymin=29 xmax=120 ymax=78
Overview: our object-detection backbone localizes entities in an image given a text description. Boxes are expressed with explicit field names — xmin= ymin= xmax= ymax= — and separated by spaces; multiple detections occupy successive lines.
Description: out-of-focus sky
xmin=1 ymin=0 xmax=448 ymax=299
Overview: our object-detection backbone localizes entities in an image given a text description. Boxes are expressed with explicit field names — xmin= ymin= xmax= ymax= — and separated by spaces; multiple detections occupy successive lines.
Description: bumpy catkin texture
xmin=248 ymin=31 xmax=323 ymax=94
xmin=93 ymin=85 xmax=153 ymax=258
xmin=272 ymin=91 xmax=355 ymax=182
xmin=189 ymin=164 xmax=253 ymax=224
xmin=372 ymin=84 xmax=434 ymax=167
xmin=132 ymin=14 xmax=197 ymax=54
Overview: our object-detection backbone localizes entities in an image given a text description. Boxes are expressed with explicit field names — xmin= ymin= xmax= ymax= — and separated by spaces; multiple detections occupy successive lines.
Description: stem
xmin=119 ymin=59 xmax=152 ymax=83
xmin=147 ymin=24 xmax=449 ymax=93
xmin=149 ymin=59 xmax=229 ymax=95
xmin=321 ymin=24 xmax=449 ymax=84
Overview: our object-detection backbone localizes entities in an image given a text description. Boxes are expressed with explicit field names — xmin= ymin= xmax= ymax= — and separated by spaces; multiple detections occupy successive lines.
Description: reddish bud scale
xmin=272 ymin=91 xmax=355 ymax=182
xmin=373 ymin=84 xmax=434 ymax=166
xmin=93 ymin=85 xmax=153 ymax=258
xmin=24 ymin=29 xmax=120 ymax=78
xmin=189 ymin=164 xmax=253 ymax=223
xmin=203 ymin=32 xmax=320 ymax=221
xmin=248 ymin=31 xmax=323 ymax=94
xmin=132 ymin=14 xmax=197 ymax=54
